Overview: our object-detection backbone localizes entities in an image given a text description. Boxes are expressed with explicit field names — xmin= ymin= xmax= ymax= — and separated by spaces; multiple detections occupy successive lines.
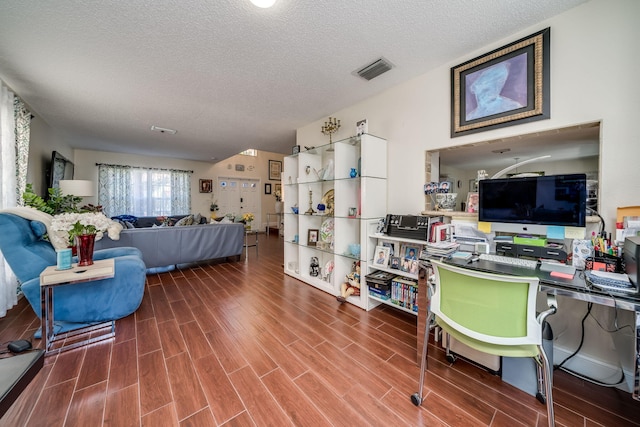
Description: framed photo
xmin=381 ymin=240 xmax=395 ymax=256
xmin=199 ymin=179 xmax=212 ymax=193
xmin=274 ymin=183 xmax=282 ymax=194
xmin=307 ymin=229 xmax=319 ymax=246
xmin=451 ymin=27 xmax=550 ymax=137
xmin=269 ymin=160 xmax=282 ymax=181
xmin=374 ymin=245 xmax=391 ymax=267
xmin=292 ymin=145 xmax=300 ymax=155
xmin=356 ymin=119 xmax=368 ymax=136
xmin=401 ymin=244 xmax=420 ymax=261
xmin=265 ymin=183 xmax=272 ymax=195
xmin=466 ymin=192 xmax=479 ymax=213
xmin=389 ymin=256 xmax=400 ymax=270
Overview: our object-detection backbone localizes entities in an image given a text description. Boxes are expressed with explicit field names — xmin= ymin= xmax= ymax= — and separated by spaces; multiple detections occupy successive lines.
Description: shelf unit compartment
xmin=333 ymin=217 xmax=360 ymax=259
xmin=333 ymin=139 xmax=360 ymax=180
xmin=360 ymin=134 xmax=387 ymax=179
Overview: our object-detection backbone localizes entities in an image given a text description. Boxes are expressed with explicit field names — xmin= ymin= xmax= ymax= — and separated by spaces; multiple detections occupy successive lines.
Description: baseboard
xmin=553 ymin=345 xmax=633 ymax=393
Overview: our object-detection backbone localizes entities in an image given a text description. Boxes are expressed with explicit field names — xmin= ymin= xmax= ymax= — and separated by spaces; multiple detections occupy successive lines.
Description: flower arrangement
xmin=242 ymin=212 xmax=255 ymax=223
xmin=274 ymin=189 xmax=282 ymax=202
xmin=51 ymin=212 xmax=121 ymax=247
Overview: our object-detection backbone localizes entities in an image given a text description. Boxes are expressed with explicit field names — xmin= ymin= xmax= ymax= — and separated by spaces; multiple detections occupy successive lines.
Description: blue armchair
xmin=0 ymin=212 xmax=146 ymax=336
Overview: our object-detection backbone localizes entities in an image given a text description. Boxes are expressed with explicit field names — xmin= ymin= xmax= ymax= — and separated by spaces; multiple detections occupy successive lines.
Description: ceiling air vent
xmin=356 ymin=57 xmax=393 ymax=81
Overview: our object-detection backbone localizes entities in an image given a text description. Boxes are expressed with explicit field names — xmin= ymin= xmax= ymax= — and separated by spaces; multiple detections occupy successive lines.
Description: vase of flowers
xmin=51 ymin=212 xmax=119 ymax=265
xmin=242 ymin=212 xmax=255 ymax=230
xmin=274 ymin=189 xmax=283 ymax=214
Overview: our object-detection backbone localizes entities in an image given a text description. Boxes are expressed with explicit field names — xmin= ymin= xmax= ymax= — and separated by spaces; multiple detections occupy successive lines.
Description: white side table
xmin=39 ymin=259 xmax=115 ymax=355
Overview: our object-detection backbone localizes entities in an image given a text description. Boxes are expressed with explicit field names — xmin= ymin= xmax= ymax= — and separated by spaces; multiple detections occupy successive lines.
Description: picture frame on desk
xmin=451 ymin=27 xmax=550 ymax=137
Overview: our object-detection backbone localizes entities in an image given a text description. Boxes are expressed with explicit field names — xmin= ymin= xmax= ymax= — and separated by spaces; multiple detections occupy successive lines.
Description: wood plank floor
xmin=1 ymin=234 xmax=639 ymax=426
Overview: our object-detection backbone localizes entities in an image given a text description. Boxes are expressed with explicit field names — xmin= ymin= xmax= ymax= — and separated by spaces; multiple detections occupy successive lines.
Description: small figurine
xmin=337 ymin=261 xmax=361 ymax=303
xmin=310 ymin=256 xmax=320 ymax=277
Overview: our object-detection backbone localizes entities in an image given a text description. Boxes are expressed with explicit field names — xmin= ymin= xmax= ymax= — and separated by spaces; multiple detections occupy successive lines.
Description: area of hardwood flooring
xmin=1 ymin=234 xmax=639 ymax=426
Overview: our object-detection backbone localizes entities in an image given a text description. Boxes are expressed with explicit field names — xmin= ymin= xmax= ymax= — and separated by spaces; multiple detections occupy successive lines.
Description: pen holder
xmin=585 ymin=253 xmax=623 ymax=273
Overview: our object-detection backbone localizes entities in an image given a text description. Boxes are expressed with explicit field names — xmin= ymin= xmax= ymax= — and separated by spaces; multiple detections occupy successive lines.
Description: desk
xmin=243 ymin=230 xmax=259 ymax=259
xmin=39 ymin=259 xmax=116 ymax=355
xmin=417 ymin=259 xmax=640 ymax=401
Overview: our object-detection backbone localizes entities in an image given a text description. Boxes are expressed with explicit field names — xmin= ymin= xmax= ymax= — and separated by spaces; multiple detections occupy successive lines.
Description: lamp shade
xmin=59 ymin=180 xmax=94 ymax=197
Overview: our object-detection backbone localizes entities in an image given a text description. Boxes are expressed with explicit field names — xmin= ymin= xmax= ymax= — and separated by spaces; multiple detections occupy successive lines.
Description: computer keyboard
xmin=584 ymin=270 xmax=637 ymax=294
xmin=478 ymin=253 xmax=538 ymax=269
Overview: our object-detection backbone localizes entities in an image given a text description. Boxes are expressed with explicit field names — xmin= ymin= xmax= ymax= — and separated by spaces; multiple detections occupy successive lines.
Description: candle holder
xmin=321 ymin=117 xmax=341 ymax=150
xmin=304 ymin=189 xmax=316 ymax=215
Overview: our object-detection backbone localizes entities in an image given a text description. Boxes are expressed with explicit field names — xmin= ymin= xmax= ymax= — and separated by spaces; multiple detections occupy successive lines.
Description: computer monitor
xmin=478 ymin=173 xmax=587 ymax=235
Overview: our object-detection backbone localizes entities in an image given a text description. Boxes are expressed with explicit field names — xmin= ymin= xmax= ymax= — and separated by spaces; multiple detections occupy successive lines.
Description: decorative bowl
xmin=291 ymin=206 xmax=299 ymax=214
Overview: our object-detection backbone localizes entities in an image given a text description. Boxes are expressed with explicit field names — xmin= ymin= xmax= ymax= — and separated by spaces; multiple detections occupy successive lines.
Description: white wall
xmin=296 ymin=0 xmax=640 ymax=229
xmin=296 ymin=0 xmax=640 ymax=391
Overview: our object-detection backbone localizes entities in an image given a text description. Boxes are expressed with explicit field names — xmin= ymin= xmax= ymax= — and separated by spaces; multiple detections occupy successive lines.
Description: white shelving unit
xmin=367 ymin=233 xmax=429 ymax=315
xmin=282 ymin=134 xmax=387 ymax=310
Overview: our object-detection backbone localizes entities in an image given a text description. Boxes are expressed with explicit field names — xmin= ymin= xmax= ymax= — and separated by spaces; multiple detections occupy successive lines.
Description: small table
xmin=39 ymin=259 xmax=115 ymax=355
xmin=244 ymin=230 xmax=259 ymax=259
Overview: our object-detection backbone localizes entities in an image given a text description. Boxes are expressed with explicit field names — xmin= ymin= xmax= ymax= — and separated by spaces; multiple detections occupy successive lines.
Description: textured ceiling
xmin=0 ymin=0 xmax=587 ymax=163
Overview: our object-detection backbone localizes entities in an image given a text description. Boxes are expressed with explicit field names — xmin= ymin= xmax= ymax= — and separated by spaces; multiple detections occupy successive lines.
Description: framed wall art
xmin=265 ymin=183 xmax=272 ymax=194
xmin=199 ymin=179 xmax=212 ymax=193
xmin=269 ymin=160 xmax=282 ymax=181
xmin=451 ymin=27 xmax=550 ymax=137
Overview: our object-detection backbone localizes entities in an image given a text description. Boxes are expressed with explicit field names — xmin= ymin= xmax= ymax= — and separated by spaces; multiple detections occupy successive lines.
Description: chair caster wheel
xmin=446 ymin=354 xmax=457 ymax=363
xmin=410 ymin=393 xmax=422 ymax=406
xmin=536 ymin=392 xmax=546 ymax=404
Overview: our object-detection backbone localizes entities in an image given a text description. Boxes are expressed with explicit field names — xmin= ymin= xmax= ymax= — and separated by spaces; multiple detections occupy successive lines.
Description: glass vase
xmin=77 ymin=234 xmax=96 ymax=266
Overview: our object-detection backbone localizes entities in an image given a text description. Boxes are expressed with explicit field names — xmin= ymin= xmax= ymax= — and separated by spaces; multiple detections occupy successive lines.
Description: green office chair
xmin=411 ymin=260 xmax=558 ymax=426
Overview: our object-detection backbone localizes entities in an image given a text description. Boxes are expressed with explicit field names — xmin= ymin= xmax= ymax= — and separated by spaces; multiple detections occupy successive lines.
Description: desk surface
xmin=444 ymin=257 xmax=640 ymax=311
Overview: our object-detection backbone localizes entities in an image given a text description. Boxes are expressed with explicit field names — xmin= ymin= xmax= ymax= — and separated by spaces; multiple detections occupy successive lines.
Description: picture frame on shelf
xmin=265 ymin=183 xmax=272 ymax=195
xmin=451 ymin=27 xmax=550 ymax=137
xmin=389 ymin=256 xmax=400 ymax=270
xmin=199 ymin=179 xmax=212 ymax=193
xmin=356 ymin=119 xmax=368 ymax=136
xmin=307 ymin=229 xmax=319 ymax=246
xmin=401 ymin=244 xmax=420 ymax=261
xmin=466 ymin=191 xmax=479 ymax=213
xmin=374 ymin=245 xmax=390 ymax=267
xmin=269 ymin=160 xmax=282 ymax=180
xmin=381 ymin=240 xmax=395 ymax=256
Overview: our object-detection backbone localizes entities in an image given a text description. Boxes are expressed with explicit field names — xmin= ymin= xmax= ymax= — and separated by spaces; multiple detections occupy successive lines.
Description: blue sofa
xmin=94 ymin=220 xmax=245 ymax=269
xmin=0 ymin=212 xmax=146 ymax=335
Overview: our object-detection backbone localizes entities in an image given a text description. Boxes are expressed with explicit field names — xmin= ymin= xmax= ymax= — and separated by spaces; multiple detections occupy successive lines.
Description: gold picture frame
xmin=451 ymin=28 xmax=550 ymax=137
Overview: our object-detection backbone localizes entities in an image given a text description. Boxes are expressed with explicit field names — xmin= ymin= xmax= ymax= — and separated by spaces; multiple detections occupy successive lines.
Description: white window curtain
xmin=98 ymin=164 xmax=191 ymax=217
xmin=0 ymin=83 xmax=31 ymax=317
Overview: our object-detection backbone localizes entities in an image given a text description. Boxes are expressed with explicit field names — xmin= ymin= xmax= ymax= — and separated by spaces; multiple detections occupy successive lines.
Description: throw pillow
xmin=175 ymin=215 xmax=194 ymax=226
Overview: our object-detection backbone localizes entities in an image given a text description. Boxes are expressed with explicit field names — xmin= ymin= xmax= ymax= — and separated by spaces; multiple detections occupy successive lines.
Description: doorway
xmin=217 ymin=177 xmax=261 ymax=225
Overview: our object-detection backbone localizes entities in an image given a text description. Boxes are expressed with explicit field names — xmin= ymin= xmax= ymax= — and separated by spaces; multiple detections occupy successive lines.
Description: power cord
xmin=554 ymin=297 xmax=630 ymax=387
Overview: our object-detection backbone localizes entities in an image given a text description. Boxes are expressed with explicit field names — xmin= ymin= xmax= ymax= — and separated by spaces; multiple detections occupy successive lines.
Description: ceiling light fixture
xmin=150 ymin=125 xmax=177 ymax=135
xmin=250 ymin=0 xmax=277 ymax=8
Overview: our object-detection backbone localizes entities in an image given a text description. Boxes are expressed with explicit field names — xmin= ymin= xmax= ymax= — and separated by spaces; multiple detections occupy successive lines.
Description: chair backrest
xmin=430 ymin=260 xmax=541 ymax=348
xmin=0 ymin=213 xmax=56 ymax=283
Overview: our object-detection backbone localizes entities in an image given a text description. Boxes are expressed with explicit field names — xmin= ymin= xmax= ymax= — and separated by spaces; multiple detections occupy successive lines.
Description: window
xmin=240 ymin=149 xmax=257 ymax=156
xmin=98 ymin=164 xmax=191 ymax=217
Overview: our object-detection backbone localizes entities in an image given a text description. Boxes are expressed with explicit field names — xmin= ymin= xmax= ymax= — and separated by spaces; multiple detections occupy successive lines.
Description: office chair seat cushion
xmin=438 ymin=317 xmax=539 ymax=358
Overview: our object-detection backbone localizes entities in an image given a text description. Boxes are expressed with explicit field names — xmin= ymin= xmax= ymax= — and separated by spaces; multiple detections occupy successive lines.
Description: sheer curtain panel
xmin=0 ymin=83 xmax=18 ymax=316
